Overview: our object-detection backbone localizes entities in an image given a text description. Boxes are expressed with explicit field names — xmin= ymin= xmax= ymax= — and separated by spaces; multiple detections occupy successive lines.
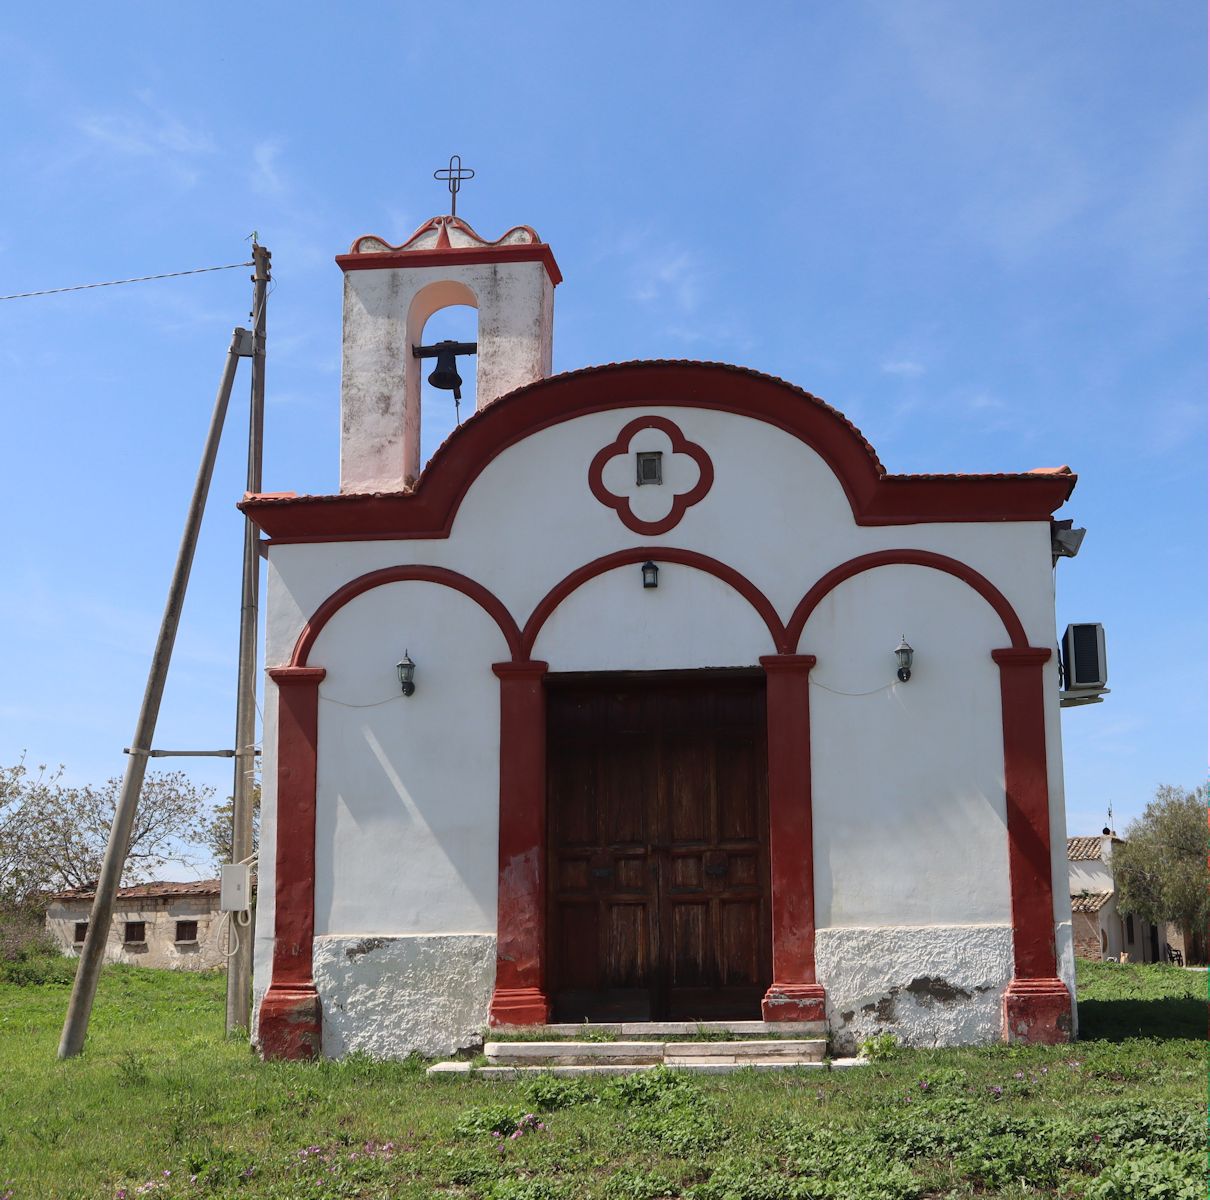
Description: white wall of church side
xmin=803 ymin=566 xmax=1011 ymax=929
xmin=257 ymin=403 xmax=1074 ymax=1054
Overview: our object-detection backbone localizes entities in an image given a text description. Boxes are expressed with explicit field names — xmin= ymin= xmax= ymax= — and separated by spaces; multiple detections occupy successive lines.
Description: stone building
xmin=46 ymin=880 xmax=226 ymax=971
xmin=1067 ymin=833 xmax=1176 ymax=963
xmin=240 ymin=213 xmax=1084 ymax=1060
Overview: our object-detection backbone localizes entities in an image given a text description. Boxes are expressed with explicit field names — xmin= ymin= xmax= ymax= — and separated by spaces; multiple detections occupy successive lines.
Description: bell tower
xmin=336 ymin=215 xmax=561 ymax=492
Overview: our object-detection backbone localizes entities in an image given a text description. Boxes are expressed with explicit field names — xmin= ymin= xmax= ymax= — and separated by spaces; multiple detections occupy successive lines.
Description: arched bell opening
xmin=404 ymin=280 xmax=480 ymax=482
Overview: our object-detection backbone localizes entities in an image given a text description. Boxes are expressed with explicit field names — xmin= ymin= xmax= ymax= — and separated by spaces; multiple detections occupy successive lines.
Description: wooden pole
xmin=226 ymin=244 xmax=269 ymax=1034
xmin=58 ymin=327 xmax=251 ymax=1059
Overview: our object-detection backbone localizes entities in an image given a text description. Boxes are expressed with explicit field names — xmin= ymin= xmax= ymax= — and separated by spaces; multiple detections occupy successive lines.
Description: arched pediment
xmin=242 ymin=360 xmax=1075 ymax=541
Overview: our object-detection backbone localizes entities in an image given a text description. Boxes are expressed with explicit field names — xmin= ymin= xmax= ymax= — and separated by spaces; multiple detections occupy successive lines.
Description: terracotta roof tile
xmin=50 ymin=879 xmax=220 ymax=901
xmin=1071 ymin=892 xmax=1113 ymax=913
xmin=1067 ymin=836 xmax=1106 ymax=861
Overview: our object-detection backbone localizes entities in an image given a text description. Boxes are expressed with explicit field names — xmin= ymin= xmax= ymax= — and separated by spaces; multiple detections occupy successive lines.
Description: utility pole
xmin=226 ymin=243 xmax=269 ymax=1034
xmin=59 ymin=326 xmax=252 ymax=1059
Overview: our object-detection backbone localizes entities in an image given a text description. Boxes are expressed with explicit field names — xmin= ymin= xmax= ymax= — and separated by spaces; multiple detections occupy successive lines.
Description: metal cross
xmin=434 ymin=154 xmax=474 ymax=217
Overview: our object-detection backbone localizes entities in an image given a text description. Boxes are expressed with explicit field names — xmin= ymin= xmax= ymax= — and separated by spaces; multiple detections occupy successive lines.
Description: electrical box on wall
xmin=220 ymin=863 xmax=251 ymax=913
xmin=1060 ymin=622 xmax=1109 ymax=707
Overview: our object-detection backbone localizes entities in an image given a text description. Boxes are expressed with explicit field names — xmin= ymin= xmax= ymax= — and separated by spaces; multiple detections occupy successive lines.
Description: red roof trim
xmin=336 ymin=243 xmax=563 ymax=286
xmin=240 ymin=361 xmax=1076 ymax=543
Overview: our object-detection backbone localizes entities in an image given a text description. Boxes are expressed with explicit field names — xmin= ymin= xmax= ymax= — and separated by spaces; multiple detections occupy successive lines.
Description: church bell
xmin=412 ymin=338 xmax=478 ymax=403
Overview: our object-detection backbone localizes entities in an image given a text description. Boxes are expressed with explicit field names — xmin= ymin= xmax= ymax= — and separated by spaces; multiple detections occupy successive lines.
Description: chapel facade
xmin=241 ymin=215 xmax=1080 ymax=1059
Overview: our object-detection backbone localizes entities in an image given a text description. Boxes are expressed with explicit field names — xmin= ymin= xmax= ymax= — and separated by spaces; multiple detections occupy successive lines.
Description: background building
xmin=46 ymin=881 xmax=227 ymax=971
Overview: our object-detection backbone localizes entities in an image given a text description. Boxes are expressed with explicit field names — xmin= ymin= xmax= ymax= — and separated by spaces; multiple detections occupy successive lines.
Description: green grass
xmin=0 ymin=961 xmax=1204 ymax=1199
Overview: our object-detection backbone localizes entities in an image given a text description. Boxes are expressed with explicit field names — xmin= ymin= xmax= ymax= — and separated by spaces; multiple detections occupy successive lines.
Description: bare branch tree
xmin=0 ymin=761 xmax=216 ymax=901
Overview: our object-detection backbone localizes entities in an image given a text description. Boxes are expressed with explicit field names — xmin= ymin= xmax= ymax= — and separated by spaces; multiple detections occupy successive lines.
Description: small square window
xmin=175 ymin=920 xmax=198 ymax=944
xmin=73 ymin=921 xmax=88 ymax=944
xmin=636 ymin=451 xmax=663 ymax=486
xmin=124 ymin=921 xmax=146 ymax=945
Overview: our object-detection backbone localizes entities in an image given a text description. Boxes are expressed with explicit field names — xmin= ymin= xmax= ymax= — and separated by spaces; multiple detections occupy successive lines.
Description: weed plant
xmin=0 ymin=960 xmax=1202 ymax=1198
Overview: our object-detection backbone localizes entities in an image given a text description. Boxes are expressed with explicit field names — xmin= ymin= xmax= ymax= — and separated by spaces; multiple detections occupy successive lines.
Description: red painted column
xmin=993 ymin=648 xmax=1072 ymax=1044
xmin=488 ymin=661 xmax=551 ymax=1026
xmin=259 ymin=666 xmax=326 ymax=1060
xmin=759 ymin=655 xmax=826 ymax=1022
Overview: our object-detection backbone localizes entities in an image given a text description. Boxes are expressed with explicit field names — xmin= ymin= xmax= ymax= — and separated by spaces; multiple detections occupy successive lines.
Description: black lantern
xmin=396 ymin=651 xmax=416 ymax=697
xmin=641 ymin=561 xmax=659 ymax=589
xmin=894 ymin=637 xmax=914 ymax=683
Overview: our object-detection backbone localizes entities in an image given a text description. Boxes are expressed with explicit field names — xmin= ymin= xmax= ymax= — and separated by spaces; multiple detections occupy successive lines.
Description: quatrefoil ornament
xmin=588 ymin=415 xmax=714 ymax=535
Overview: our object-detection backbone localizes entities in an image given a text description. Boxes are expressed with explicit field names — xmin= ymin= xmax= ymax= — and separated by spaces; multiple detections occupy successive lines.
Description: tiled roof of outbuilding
xmin=1070 ymin=892 xmax=1113 ymax=914
xmin=50 ymin=879 xmax=220 ymax=901
xmin=1067 ymin=836 xmax=1106 ymax=861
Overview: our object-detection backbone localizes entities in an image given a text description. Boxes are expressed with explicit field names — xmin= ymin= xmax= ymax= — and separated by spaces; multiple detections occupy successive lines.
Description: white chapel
xmin=241 ymin=212 xmax=1081 ymax=1060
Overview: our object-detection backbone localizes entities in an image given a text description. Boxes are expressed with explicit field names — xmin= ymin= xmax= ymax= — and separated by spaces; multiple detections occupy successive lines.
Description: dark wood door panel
xmin=547 ymin=675 xmax=771 ymax=1022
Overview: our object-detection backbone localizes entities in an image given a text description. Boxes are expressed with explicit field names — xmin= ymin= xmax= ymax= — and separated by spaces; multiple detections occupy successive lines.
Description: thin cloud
xmin=251 ymin=140 xmax=287 ymax=198
xmin=881 ymin=359 xmax=926 ymax=377
xmin=632 ymin=248 xmax=704 ymax=314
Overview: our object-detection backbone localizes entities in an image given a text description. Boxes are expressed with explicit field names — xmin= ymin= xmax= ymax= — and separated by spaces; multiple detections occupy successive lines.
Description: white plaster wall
xmin=532 ymin=566 xmax=772 ymax=671
xmin=314 ymin=933 xmax=494 ymax=1058
xmin=805 ymin=566 xmax=1011 ymax=927
xmin=251 ymin=682 xmax=278 ymax=1038
xmin=1069 ymin=859 xmax=1113 ymax=894
xmin=310 ymin=580 xmax=508 ymax=937
xmin=340 ymin=260 xmax=554 ymax=491
xmin=818 ymin=925 xmax=1014 ymax=1052
xmin=267 ymin=409 xmax=1061 ymax=674
xmin=257 ymin=401 xmax=1072 ymax=1051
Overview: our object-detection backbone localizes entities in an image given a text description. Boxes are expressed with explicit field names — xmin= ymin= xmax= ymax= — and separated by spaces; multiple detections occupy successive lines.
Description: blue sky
xmin=0 ymin=1 xmax=1203 ymax=870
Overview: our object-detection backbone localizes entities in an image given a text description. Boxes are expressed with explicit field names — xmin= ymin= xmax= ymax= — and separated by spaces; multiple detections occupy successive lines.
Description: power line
xmin=0 ymin=260 xmax=254 ymax=302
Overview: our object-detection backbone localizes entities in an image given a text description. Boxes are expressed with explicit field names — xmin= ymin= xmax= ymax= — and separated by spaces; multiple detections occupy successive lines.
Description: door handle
xmin=704 ymin=862 xmax=728 ymax=878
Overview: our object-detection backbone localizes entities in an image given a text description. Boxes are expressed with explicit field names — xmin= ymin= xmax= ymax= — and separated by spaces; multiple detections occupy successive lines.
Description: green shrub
xmin=0 ymin=950 xmax=74 ymax=986
xmin=1080 ymin=1146 xmax=1204 ymax=1200
xmin=519 ymin=1071 xmax=595 ymax=1111
xmin=859 ymin=1032 xmax=898 ymax=1061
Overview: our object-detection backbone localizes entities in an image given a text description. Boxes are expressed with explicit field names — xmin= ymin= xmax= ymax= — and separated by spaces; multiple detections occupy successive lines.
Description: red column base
xmin=762 ymin=983 xmax=826 ymax=1022
xmin=1002 ymin=977 xmax=1073 ymax=1044
xmin=259 ymin=983 xmax=322 ymax=1060
xmin=488 ymin=987 xmax=551 ymax=1027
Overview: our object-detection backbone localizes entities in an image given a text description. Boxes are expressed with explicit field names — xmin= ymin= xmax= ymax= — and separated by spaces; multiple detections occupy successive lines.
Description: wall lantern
xmin=894 ymin=637 xmax=914 ymax=683
xmin=396 ymin=651 xmax=417 ymax=697
xmin=641 ymin=561 xmax=660 ymax=589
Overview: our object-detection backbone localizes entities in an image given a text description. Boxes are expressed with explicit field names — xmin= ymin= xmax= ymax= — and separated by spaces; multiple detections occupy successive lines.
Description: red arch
xmin=786 ymin=549 xmax=1029 ymax=652
xmin=291 ymin=565 xmax=523 ymax=666
xmin=520 ymin=547 xmax=790 ymax=659
xmin=241 ymin=362 xmax=1076 ymax=543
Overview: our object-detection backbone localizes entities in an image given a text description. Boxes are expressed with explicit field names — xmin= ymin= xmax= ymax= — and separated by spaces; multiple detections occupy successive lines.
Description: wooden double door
xmin=546 ymin=674 xmax=772 ymax=1021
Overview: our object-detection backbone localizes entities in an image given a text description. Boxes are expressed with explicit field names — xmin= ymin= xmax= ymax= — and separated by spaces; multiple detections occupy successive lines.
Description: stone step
xmin=428 ymin=1058 xmax=857 ymax=1079
xmin=664 ymin=1039 xmax=825 ymax=1061
xmin=485 ymin=1041 xmax=665 ymax=1065
xmin=494 ymin=1019 xmax=825 ymax=1038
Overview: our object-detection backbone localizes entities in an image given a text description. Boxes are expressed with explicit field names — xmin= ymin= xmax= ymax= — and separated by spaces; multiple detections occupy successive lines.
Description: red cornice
xmin=240 ymin=361 xmax=1076 ymax=543
xmin=336 ymin=243 xmax=563 ymax=286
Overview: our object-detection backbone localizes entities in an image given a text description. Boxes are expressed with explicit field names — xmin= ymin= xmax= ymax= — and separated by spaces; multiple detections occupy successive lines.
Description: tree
xmin=199 ymin=783 xmax=260 ymax=869
xmin=1113 ymin=783 xmax=1209 ymax=965
xmin=0 ymin=759 xmax=215 ymax=903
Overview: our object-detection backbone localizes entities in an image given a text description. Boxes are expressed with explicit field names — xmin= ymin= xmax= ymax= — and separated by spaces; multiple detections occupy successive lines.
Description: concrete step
xmin=664 ymin=1039 xmax=825 ymax=1061
xmin=494 ymin=1019 xmax=825 ymax=1038
xmin=485 ymin=1040 xmax=664 ymax=1065
xmin=428 ymin=1058 xmax=859 ymax=1079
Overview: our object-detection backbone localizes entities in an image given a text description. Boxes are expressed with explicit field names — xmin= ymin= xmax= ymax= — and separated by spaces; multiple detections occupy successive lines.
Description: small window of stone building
xmin=175 ymin=920 xmax=198 ymax=943
xmin=124 ymin=921 xmax=146 ymax=944
xmin=73 ymin=921 xmax=88 ymax=943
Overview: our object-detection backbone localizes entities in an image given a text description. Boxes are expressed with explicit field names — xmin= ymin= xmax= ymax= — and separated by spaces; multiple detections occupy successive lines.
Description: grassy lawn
xmin=0 ymin=960 xmax=1203 ymax=1200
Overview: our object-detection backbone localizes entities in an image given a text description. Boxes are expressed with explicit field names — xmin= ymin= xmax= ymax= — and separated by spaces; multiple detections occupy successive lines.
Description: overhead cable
xmin=0 ymin=260 xmax=254 ymax=302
